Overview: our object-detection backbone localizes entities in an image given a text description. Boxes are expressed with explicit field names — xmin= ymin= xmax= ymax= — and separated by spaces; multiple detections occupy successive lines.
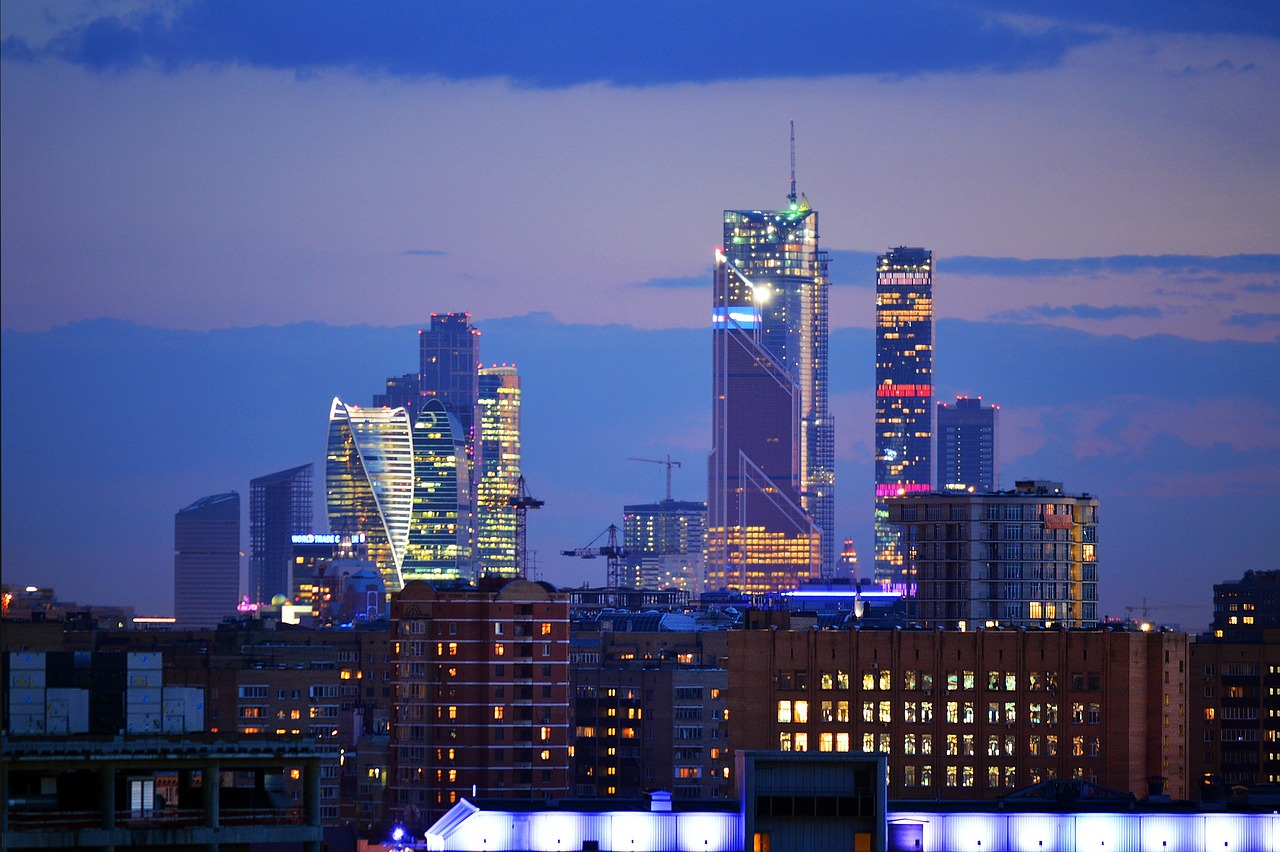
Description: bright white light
xmin=753 ymin=285 xmax=771 ymax=303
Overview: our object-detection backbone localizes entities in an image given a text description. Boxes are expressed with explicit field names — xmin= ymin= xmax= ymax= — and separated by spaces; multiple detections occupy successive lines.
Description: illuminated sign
xmin=712 ymin=307 xmax=760 ymax=330
xmin=291 ymin=533 xmax=366 ymax=545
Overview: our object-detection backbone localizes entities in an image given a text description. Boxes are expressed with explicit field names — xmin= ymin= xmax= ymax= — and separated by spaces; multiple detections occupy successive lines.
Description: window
xmin=836 ymin=733 xmax=850 ymax=752
xmin=794 ymin=701 xmax=809 ymax=724
xmin=819 ymin=732 xmax=834 ymax=752
xmin=777 ymin=701 xmax=792 ymax=723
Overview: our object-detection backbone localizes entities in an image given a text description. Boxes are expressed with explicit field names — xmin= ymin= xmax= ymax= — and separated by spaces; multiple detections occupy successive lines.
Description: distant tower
xmin=476 ymin=365 xmax=522 ymax=577
xmin=936 ymin=396 xmax=999 ymax=493
xmin=420 ymin=313 xmax=482 ymax=568
xmin=874 ymin=247 xmax=934 ymax=585
xmin=374 ymin=372 xmax=422 ymax=420
xmin=326 ymin=398 xmax=414 ymax=592
xmin=249 ymin=463 xmax=313 ymax=604
xmin=622 ymin=499 xmax=707 ymax=592
xmin=402 ymin=398 xmax=471 ymax=583
xmin=174 ymin=492 xmax=241 ymax=628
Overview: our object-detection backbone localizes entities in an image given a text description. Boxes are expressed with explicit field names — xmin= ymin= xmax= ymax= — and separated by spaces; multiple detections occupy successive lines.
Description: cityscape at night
xmin=2 ymin=2 xmax=1278 ymax=850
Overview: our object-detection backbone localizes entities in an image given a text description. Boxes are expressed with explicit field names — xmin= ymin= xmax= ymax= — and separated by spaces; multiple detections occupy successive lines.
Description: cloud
xmin=2 ymin=1 xmax=1102 ymax=85
xmin=994 ymin=304 xmax=1163 ymax=321
xmin=978 ymin=1 xmax=1280 ymax=39
xmin=403 ymin=249 xmax=446 ymax=257
xmin=634 ymin=275 xmax=705 ymax=290
xmin=1225 ymin=312 xmax=1280 ymax=328
xmin=1243 ymin=281 xmax=1280 ymax=293
xmin=944 ymin=253 xmax=1280 ymax=278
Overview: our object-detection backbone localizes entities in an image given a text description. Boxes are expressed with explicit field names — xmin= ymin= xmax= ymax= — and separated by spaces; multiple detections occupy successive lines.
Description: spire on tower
xmin=788 ymin=120 xmax=797 ymax=207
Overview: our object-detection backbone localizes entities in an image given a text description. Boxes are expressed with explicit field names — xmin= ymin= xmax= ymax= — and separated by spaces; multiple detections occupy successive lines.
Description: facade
xmin=326 ymin=398 xmax=414 ymax=592
xmin=936 ymin=396 xmax=999 ymax=493
xmin=1210 ymin=569 xmax=1280 ymax=642
xmin=727 ymin=626 xmax=1189 ymax=802
xmin=887 ymin=480 xmax=1099 ymax=628
xmin=173 ymin=492 xmax=241 ymax=628
xmin=402 ymin=398 xmax=471 ymax=583
xmin=389 ymin=578 xmax=572 ymax=830
xmin=875 ymin=247 xmax=935 ymax=584
xmin=249 ymin=463 xmax=314 ymax=604
xmin=476 ymin=365 xmax=522 ymax=578
xmin=711 ymin=191 xmax=833 ymax=581
xmin=374 ymin=371 xmax=422 ymax=419
xmin=622 ymin=499 xmax=707 ymax=592
xmin=1189 ymin=630 xmax=1280 ymax=790
xmin=707 ymin=248 xmax=820 ymax=594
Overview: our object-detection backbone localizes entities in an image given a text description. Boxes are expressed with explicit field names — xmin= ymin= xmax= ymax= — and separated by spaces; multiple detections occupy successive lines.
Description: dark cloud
xmin=945 ymin=253 xmax=1280 ymax=277
xmin=634 ymin=275 xmax=705 ymax=290
xmin=2 ymin=1 xmax=1102 ymax=85
xmin=977 ymin=1 xmax=1280 ymax=39
xmin=403 ymin=249 xmax=446 ymax=257
xmin=1243 ymin=281 xmax=1280 ymax=293
xmin=1225 ymin=312 xmax=1280 ymax=328
xmin=995 ymin=304 xmax=1164 ymax=321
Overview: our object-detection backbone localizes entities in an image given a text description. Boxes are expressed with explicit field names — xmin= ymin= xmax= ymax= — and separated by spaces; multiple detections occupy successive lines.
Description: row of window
xmin=779 ymin=732 xmax=1101 ymax=759
xmin=779 ymin=669 xmax=1098 ymax=693
xmin=779 ymin=699 xmax=1101 ymax=726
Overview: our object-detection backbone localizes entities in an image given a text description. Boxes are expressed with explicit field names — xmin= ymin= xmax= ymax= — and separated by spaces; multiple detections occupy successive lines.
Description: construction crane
xmin=1123 ymin=598 xmax=1201 ymax=628
xmin=627 ymin=455 xmax=682 ymax=501
xmin=562 ymin=524 xmax=627 ymax=591
xmin=508 ymin=476 xmax=544 ymax=579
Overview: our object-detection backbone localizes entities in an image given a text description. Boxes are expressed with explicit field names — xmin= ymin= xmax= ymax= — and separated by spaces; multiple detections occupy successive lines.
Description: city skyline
xmin=2 ymin=2 xmax=1278 ymax=628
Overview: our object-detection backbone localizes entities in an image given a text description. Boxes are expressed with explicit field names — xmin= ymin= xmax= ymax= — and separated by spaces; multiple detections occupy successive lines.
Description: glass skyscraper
xmin=402 ymin=398 xmax=471 ymax=583
xmin=173 ymin=491 xmax=241 ymax=628
xmin=248 ymin=463 xmax=313 ymax=604
xmin=708 ymin=248 xmax=820 ymax=593
xmin=936 ymin=396 xmax=999 ymax=493
xmin=874 ymin=247 xmax=934 ymax=584
xmin=622 ymin=499 xmax=707 ymax=592
xmin=476 ymin=365 xmax=521 ymax=577
xmin=326 ymin=398 xmax=414 ymax=592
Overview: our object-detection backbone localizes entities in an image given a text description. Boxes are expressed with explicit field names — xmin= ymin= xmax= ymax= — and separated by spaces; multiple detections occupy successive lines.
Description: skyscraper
xmin=707 ymin=248 xmax=820 ymax=594
xmin=420 ymin=313 xmax=482 ymax=570
xmin=936 ymin=396 xmax=999 ymax=493
xmin=326 ymin=398 xmax=414 ymax=592
xmin=374 ymin=372 xmax=422 ymax=420
xmin=476 ymin=365 xmax=521 ymax=577
xmin=173 ymin=492 xmax=240 ymax=628
xmin=249 ymin=463 xmax=313 ymax=604
xmin=712 ymin=184 xmax=834 ymax=580
xmin=402 ymin=398 xmax=471 ymax=583
xmin=874 ymin=246 xmax=934 ymax=584
xmin=622 ymin=499 xmax=707 ymax=592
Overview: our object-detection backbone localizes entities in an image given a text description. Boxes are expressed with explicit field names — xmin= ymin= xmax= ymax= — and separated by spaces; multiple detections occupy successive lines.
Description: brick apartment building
xmin=1189 ymin=629 xmax=1280 ymax=790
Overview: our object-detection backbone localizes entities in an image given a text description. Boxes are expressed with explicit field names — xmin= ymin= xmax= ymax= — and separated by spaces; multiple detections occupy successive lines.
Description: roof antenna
xmin=788 ymin=120 xmax=797 ymax=206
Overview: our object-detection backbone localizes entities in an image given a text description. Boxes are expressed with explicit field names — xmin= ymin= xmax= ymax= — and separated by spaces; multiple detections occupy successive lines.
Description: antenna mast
xmin=788 ymin=120 xmax=797 ymax=205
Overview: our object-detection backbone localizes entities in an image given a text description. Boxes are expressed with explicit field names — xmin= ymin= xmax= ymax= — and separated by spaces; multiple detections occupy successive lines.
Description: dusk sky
xmin=3 ymin=1 xmax=1278 ymax=629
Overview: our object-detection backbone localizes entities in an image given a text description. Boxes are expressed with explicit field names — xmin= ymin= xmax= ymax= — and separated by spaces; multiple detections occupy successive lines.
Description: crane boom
xmin=627 ymin=455 xmax=683 ymax=501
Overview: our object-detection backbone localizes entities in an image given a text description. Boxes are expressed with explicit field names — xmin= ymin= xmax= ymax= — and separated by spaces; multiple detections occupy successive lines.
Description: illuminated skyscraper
xmin=622 ymin=499 xmax=707 ymax=592
xmin=707 ymin=249 xmax=820 ymax=594
xmin=420 ymin=313 xmax=481 ymax=569
xmin=476 ymin=365 xmax=521 ymax=577
xmin=936 ymin=396 xmax=999 ymax=493
xmin=712 ymin=185 xmax=834 ymax=580
xmin=402 ymin=399 xmax=471 ymax=583
xmin=174 ymin=492 xmax=240 ymax=628
xmin=874 ymin=247 xmax=934 ymax=584
xmin=326 ymin=398 xmax=414 ymax=592
xmin=248 ymin=463 xmax=313 ymax=604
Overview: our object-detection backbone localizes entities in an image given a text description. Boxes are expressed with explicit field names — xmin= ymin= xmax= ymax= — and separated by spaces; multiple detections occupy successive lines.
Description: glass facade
xmin=249 ymin=463 xmax=313 ymax=604
xmin=720 ymin=200 xmax=834 ymax=578
xmin=173 ymin=492 xmax=241 ymax=628
xmin=622 ymin=499 xmax=707 ymax=592
xmin=402 ymin=398 xmax=471 ymax=583
xmin=874 ymin=247 xmax=934 ymax=584
xmin=326 ymin=398 xmax=414 ymax=592
xmin=936 ymin=396 xmax=999 ymax=493
xmin=476 ymin=366 xmax=521 ymax=577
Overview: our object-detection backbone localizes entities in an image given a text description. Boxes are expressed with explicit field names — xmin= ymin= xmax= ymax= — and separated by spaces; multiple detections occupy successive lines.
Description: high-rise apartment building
xmin=389 ymin=578 xmax=571 ymax=829
xmin=248 ymin=463 xmax=313 ymax=604
xmin=874 ymin=247 xmax=934 ymax=583
xmin=402 ymin=399 xmax=471 ymax=583
xmin=622 ymin=499 xmax=707 ymax=592
xmin=886 ymin=480 xmax=1100 ymax=628
xmin=1209 ymin=569 xmax=1280 ymax=642
xmin=936 ymin=396 xmax=998 ymax=494
xmin=173 ymin=492 xmax=241 ymax=628
xmin=476 ymin=365 xmax=521 ymax=578
xmin=420 ymin=313 xmax=482 ymax=573
xmin=326 ymin=398 xmax=414 ymax=593
xmin=708 ymin=246 xmax=820 ymax=594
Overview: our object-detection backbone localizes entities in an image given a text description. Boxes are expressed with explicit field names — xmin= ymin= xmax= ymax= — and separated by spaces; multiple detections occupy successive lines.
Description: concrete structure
xmin=874 ymin=247 xmax=934 ymax=584
xmin=727 ymin=626 xmax=1188 ymax=802
xmin=389 ymin=578 xmax=572 ymax=830
xmin=936 ymin=396 xmax=999 ymax=494
xmin=887 ymin=480 xmax=1100 ymax=628
xmin=477 ymin=365 xmax=522 ymax=578
xmin=249 ymin=462 xmax=313 ymax=605
xmin=1189 ymin=628 xmax=1280 ymax=791
xmin=1210 ymin=570 xmax=1280 ymax=643
xmin=173 ymin=492 xmax=241 ymax=629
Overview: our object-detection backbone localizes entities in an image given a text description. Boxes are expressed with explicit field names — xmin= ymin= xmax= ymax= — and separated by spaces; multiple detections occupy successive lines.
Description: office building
xmin=936 ymin=396 xmax=999 ymax=493
xmin=727 ymin=625 xmax=1188 ymax=802
xmin=249 ymin=463 xmax=313 ymax=604
xmin=374 ymin=371 xmax=422 ymax=419
xmin=326 ymin=398 xmax=414 ymax=592
xmin=622 ymin=499 xmax=707 ymax=592
xmin=389 ymin=578 xmax=572 ymax=830
xmin=1209 ymin=569 xmax=1280 ymax=642
xmin=887 ymin=480 xmax=1100 ymax=628
xmin=420 ymin=314 xmax=481 ymax=559
xmin=707 ymin=244 xmax=821 ymax=594
xmin=173 ymin=492 xmax=241 ymax=628
xmin=402 ymin=398 xmax=471 ymax=583
xmin=875 ymin=247 xmax=934 ymax=584
xmin=476 ymin=365 xmax=522 ymax=577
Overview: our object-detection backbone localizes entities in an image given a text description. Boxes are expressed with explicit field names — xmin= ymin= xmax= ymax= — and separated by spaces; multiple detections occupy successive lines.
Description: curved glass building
xmin=402 ymin=398 xmax=471 ymax=583
xmin=326 ymin=398 xmax=414 ymax=592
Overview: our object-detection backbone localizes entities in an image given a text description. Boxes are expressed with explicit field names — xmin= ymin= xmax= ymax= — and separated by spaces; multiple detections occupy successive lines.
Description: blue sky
xmin=2 ymin=1 xmax=1278 ymax=627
